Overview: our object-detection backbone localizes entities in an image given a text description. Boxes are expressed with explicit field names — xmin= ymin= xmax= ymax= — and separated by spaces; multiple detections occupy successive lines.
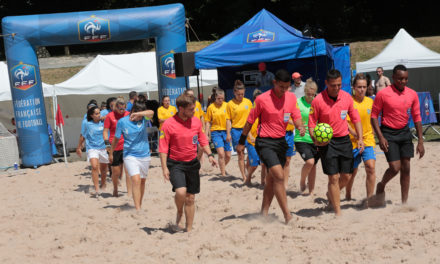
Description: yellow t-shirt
xmin=158 ymin=105 xmax=177 ymax=129
xmin=348 ymin=97 xmax=375 ymax=148
xmin=194 ymin=101 xmax=205 ymax=120
xmin=247 ymin=118 xmax=259 ymax=146
xmin=205 ymin=102 xmax=227 ymax=131
xmin=226 ymin=98 xmax=253 ymax=128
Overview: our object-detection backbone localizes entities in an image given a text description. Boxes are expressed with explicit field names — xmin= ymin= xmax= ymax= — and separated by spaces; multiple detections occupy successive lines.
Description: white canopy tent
xmin=356 ymin=29 xmax=440 ymax=109
xmin=53 ymin=52 xmax=218 ymax=95
xmin=356 ymin=28 xmax=440 ymax=72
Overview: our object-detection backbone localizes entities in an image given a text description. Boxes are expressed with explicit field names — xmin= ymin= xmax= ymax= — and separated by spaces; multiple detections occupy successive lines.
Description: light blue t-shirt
xmin=126 ymin=101 xmax=133 ymax=112
xmin=81 ymin=120 xmax=105 ymax=151
xmin=101 ymin=109 xmax=109 ymax=118
xmin=115 ymin=116 xmax=150 ymax=158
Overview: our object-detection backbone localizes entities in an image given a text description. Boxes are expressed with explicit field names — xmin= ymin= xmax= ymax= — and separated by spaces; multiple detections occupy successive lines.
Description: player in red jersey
xmin=159 ymin=93 xmax=217 ymax=232
xmin=371 ymin=64 xmax=424 ymax=204
xmin=309 ymin=69 xmax=363 ymax=216
xmin=103 ymin=98 xmax=131 ymax=197
xmin=236 ymin=69 xmax=305 ymax=224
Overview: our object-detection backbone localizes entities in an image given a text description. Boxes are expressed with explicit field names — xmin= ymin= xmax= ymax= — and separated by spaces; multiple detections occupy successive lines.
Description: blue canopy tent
xmin=195 ymin=9 xmax=351 ymax=100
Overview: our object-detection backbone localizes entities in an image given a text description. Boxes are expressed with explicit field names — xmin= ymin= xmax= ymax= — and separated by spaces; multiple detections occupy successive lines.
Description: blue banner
xmin=408 ymin=92 xmax=437 ymax=128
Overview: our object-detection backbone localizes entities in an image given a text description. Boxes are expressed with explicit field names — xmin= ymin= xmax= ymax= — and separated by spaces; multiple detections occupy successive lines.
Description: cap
xmin=258 ymin=62 xmax=266 ymax=71
xmin=292 ymin=72 xmax=302 ymax=79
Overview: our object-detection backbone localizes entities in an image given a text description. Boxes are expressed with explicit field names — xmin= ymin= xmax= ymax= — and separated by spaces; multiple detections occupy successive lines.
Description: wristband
xmin=104 ymin=140 xmax=111 ymax=147
xmin=238 ymin=134 xmax=247 ymax=145
xmin=208 ymin=153 xmax=214 ymax=158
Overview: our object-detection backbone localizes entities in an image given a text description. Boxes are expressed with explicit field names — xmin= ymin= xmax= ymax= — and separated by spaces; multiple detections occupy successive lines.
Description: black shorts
xmin=255 ymin=137 xmax=288 ymax=169
xmin=111 ymin=150 xmax=124 ymax=166
xmin=318 ymin=135 xmax=353 ymax=175
xmin=167 ymin=158 xmax=201 ymax=194
xmin=381 ymin=125 xmax=414 ymax=162
xmin=295 ymin=142 xmax=319 ymax=164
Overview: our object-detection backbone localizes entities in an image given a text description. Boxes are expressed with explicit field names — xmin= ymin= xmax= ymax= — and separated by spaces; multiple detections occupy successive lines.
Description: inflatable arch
xmin=2 ymin=4 xmax=187 ymax=167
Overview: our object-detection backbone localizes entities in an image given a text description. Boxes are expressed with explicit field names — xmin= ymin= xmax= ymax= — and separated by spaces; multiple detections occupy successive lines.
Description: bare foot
xmin=176 ymin=211 xmax=184 ymax=230
xmin=100 ymin=184 xmax=107 ymax=191
xmin=376 ymin=182 xmax=385 ymax=194
xmin=284 ymin=214 xmax=293 ymax=224
xmin=367 ymin=192 xmax=386 ymax=208
xmin=113 ymin=189 xmax=119 ymax=197
xmin=300 ymin=182 xmax=306 ymax=192
xmin=345 ymin=193 xmax=352 ymax=200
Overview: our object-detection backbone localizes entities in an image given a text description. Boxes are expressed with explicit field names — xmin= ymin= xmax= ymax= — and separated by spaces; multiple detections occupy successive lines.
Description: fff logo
xmin=160 ymin=52 xmax=176 ymax=79
xmin=247 ymin=29 xmax=275 ymax=43
xmin=11 ymin=63 xmax=37 ymax=90
xmin=78 ymin=15 xmax=111 ymax=42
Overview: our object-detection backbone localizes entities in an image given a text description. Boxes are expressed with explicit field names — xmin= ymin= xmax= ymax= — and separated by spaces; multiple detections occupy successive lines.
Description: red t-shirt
xmin=247 ymin=89 xmax=301 ymax=138
xmin=159 ymin=115 xmax=209 ymax=162
xmin=309 ymin=89 xmax=360 ymax=137
xmin=104 ymin=111 xmax=129 ymax=151
xmin=371 ymin=85 xmax=421 ymax=129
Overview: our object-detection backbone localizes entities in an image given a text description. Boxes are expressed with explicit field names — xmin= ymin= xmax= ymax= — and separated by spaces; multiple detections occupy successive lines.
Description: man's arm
xmin=235 ymin=121 xmax=252 ymax=153
xmin=414 ymin=121 xmax=425 ymax=158
xmin=371 ymin=117 xmax=388 ymax=152
xmin=159 ymin=153 xmax=170 ymax=181
xmin=130 ymin=110 xmax=154 ymax=120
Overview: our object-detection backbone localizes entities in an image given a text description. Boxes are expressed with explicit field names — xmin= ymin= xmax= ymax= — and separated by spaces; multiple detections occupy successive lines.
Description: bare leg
xmin=216 ymin=147 xmax=226 ymax=176
xmin=111 ymin=165 xmax=121 ymax=197
xmin=328 ymin=174 xmax=341 ymax=216
xmin=308 ymin=164 xmax=317 ymax=195
xmin=376 ymin=160 xmax=401 ymax=194
xmin=339 ymin=172 xmax=351 ymax=190
xmin=99 ymin=162 xmax=108 ymax=190
xmin=225 ymin=151 xmax=231 ymax=167
xmin=124 ymin=165 xmax=132 ymax=198
xmin=185 ymin=193 xmax=196 ymax=232
xmin=300 ymin=158 xmax=315 ymax=192
xmin=263 ymin=164 xmax=292 ymax=223
xmin=283 ymin=156 xmax=292 ymax=189
xmin=90 ymin=158 xmax=100 ymax=193
xmin=174 ymin=187 xmax=186 ymax=229
xmin=139 ymin=178 xmax=146 ymax=207
xmin=345 ymin=168 xmax=358 ymax=200
xmin=261 ymin=170 xmax=274 ymax=216
xmin=364 ymin=159 xmax=376 ymax=198
xmin=237 ymin=149 xmax=246 ymax=181
xmin=246 ymin=166 xmax=258 ymax=185
xmin=131 ymin=174 xmax=142 ymax=210
xmin=261 ymin=164 xmax=267 ymax=186
xmin=400 ymin=158 xmax=411 ymax=203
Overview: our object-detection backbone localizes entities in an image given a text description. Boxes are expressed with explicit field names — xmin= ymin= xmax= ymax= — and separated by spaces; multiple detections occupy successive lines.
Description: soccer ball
xmin=313 ymin=123 xmax=333 ymax=143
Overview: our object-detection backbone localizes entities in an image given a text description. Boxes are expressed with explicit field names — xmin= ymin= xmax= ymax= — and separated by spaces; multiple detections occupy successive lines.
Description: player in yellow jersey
xmin=346 ymin=73 xmax=376 ymax=204
xmin=205 ymin=89 xmax=231 ymax=176
xmin=226 ymin=80 xmax=253 ymax=182
xmin=158 ymin=95 xmax=177 ymax=129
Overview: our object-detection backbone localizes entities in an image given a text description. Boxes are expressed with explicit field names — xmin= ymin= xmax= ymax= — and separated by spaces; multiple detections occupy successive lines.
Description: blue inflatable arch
xmin=2 ymin=4 xmax=187 ymax=167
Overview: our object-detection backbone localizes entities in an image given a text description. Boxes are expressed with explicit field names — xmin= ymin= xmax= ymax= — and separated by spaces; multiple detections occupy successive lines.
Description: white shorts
xmin=87 ymin=149 xmax=109 ymax=163
xmin=123 ymin=156 xmax=151 ymax=179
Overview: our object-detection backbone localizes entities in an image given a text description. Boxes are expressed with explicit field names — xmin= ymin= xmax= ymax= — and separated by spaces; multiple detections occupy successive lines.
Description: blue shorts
xmin=285 ymin=131 xmax=296 ymax=157
xmin=211 ymin=130 xmax=232 ymax=152
xmin=231 ymin=128 xmax=243 ymax=150
xmin=246 ymin=144 xmax=260 ymax=167
xmin=353 ymin=146 xmax=376 ymax=169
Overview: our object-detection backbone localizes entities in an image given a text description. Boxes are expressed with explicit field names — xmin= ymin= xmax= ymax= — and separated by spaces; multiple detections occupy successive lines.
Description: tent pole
xmin=197 ymin=74 xmax=202 ymax=107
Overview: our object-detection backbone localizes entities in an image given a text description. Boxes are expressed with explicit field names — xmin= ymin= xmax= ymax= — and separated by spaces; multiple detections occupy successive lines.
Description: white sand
xmin=1 ymin=142 xmax=439 ymax=263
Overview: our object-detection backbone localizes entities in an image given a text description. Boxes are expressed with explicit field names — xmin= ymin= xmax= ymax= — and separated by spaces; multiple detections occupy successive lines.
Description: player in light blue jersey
xmin=110 ymin=102 xmax=154 ymax=211
xmin=76 ymin=105 xmax=109 ymax=198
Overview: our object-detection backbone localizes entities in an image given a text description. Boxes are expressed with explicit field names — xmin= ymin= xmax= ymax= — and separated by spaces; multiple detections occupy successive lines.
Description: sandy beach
xmin=1 ymin=142 xmax=439 ymax=263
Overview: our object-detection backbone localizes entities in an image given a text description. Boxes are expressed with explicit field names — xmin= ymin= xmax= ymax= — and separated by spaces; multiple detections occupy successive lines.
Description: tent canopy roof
xmin=356 ymin=28 xmax=440 ymax=72
xmin=53 ymin=52 xmax=217 ymax=96
xmin=195 ymin=9 xmax=333 ymax=69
